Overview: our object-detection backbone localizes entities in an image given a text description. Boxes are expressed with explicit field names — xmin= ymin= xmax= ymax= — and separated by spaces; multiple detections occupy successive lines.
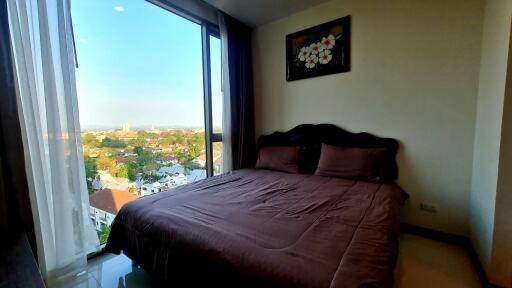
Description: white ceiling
xmin=203 ymin=0 xmax=331 ymax=27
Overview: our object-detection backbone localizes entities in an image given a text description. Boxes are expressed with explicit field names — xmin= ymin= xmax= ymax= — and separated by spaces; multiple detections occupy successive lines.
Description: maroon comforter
xmin=106 ymin=169 xmax=407 ymax=287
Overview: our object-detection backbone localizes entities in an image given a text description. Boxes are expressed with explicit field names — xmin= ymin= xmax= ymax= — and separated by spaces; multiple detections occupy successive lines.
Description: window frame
xmin=202 ymin=25 xmax=222 ymax=177
xmin=146 ymin=0 xmax=222 ymax=177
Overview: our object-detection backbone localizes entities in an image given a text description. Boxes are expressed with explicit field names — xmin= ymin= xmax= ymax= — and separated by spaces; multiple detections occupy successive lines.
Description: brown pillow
xmin=256 ymin=146 xmax=300 ymax=174
xmin=315 ymin=144 xmax=386 ymax=182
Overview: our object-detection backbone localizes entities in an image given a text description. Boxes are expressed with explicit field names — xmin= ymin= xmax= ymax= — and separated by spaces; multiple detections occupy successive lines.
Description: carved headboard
xmin=258 ymin=124 xmax=399 ymax=181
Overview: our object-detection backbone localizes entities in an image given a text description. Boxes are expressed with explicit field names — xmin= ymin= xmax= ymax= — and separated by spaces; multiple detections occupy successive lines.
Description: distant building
xmin=159 ymin=174 xmax=187 ymax=188
xmin=97 ymin=170 xmax=135 ymax=191
xmin=89 ymin=188 xmax=138 ymax=230
xmin=157 ymin=164 xmax=185 ymax=176
xmin=92 ymin=175 xmax=103 ymax=190
xmin=140 ymin=182 xmax=163 ymax=196
xmin=192 ymin=158 xmax=206 ymax=167
xmin=157 ymin=155 xmax=177 ymax=165
xmin=122 ymin=122 xmax=130 ymax=132
xmin=139 ymin=174 xmax=188 ymax=197
xmin=135 ymin=174 xmax=144 ymax=191
xmin=187 ymin=169 xmax=207 ymax=183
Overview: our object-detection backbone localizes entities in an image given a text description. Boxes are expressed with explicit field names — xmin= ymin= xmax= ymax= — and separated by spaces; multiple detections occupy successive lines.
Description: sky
xmin=72 ymin=0 xmax=222 ymax=130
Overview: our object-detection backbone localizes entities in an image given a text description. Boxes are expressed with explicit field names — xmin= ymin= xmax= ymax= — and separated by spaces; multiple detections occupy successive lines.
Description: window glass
xmin=73 ymin=0 xmax=210 ymax=244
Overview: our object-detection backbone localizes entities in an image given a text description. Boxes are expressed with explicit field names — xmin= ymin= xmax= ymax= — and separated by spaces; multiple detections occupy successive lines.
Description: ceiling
xmin=203 ymin=0 xmax=331 ymax=27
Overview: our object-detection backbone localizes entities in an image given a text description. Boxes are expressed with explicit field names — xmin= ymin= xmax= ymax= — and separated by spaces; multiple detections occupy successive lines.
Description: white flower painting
xmin=297 ymin=34 xmax=336 ymax=68
xmin=309 ymin=42 xmax=323 ymax=55
xmin=286 ymin=16 xmax=350 ymax=81
xmin=298 ymin=47 xmax=310 ymax=61
xmin=321 ymin=35 xmax=336 ymax=50
xmin=318 ymin=49 xmax=332 ymax=64
xmin=305 ymin=55 xmax=318 ymax=68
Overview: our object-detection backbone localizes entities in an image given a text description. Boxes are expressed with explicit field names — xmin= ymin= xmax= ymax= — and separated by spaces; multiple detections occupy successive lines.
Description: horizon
xmin=80 ymin=124 xmax=219 ymax=131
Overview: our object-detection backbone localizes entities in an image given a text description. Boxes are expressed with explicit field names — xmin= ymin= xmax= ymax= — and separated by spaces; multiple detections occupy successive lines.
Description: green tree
xmin=159 ymin=132 xmax=176 ymax=146
xmin=99 ymin=137 xmax=127 ymax=148
xmin=116 ymin=164 xmax=129 ymax=179
xmin=137 ymin=150 xmax=159 ymax=173
xmin=174 ymin=131 xmax=186 ymax=145
xmin=96 ymin=155 xmax=116 ymax=172
xmin=97 ymin=224 xmax=111 ymax=244
xmin=83 ymin=156 xmax=97 ymax=180
xmin=187 ymin=143 xmax=201 ymax=159
xmin=137 ymin=130 xmax=149 ymax=138
xmin=126 ymin=161 xmax=140 ymax=181
xmin=128 ymin=137 xmax=146 ymax=147
xmin=134 ymin=146 xmax=144 ymax=155
xmin=136 ymin=130 xmax=157 ymax=140
xmin=82 ymin=133 xmax=99 ymax=147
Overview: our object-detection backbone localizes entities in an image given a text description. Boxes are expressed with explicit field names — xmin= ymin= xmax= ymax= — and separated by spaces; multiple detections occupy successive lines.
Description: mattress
xmin=105 ymin=168 xmax=407 ymax=287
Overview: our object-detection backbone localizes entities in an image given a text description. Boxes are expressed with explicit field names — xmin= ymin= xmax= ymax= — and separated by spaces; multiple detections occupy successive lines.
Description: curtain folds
xmin=218 ymin=12 xmax=256 ymax=171
xmin=7 ymin=0 xmax=99 ymax=285
xmin=0 ymin=0 xmax=37 ymax=254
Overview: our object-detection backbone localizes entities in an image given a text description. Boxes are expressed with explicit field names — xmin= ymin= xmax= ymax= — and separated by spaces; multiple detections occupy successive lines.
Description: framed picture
xmin=286 ymin=16 xmax=351 ymax=81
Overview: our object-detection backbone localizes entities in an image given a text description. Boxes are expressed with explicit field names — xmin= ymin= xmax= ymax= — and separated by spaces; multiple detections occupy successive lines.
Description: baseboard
xmin=400 ymin=223 xmax=496 ymax=288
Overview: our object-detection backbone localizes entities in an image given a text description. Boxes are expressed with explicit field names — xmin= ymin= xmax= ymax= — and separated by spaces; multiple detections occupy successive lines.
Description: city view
xmin=72 ymin=0 xmax=223 ymax=243
xmin=83 ymin=124 xmax=221 ymax=243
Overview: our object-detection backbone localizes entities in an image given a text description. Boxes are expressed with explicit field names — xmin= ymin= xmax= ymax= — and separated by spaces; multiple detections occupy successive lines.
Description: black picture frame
xmin=286 ymin=16 xmax=351 ymax=81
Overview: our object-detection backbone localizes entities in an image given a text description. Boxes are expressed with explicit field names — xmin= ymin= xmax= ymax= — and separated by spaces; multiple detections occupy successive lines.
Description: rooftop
xmin=89 ymin=188 xmax=138 ymax=215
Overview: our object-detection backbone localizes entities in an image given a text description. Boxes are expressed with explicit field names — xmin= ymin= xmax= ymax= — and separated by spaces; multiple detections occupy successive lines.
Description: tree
xmin=83 ymin=156 xmax=97 ymax=195
xmin=134 ymin=146 xmax=144 ymax=155
xmin=82 ymin=133 xmax=99 ymax=147
xmin=83 ymin=156 xmax=97 ymax=180
xmin=128 ymin=137 xmax=146 ymax=147
xmin=187 ymin=143 xmax=201 ymax=159
xmin=137 ymin=150 xmax=159 ymax=173
xmin=126 ymin=161 xmax=140 ymax=181
xmin=159 ymin=132 xmax=176 ymax=146
xmin=116 ymin=164 xmax=129 ymax=179
xmin=96 ymin=155 xmax=116 ymax=172
xmin=97 ymin=224 xmax=111 ymax=244
xmin=99 ymin=137 xmax=127 ymax=148
xmin=174 ymin=131 xmax=186 ymax=145
xmin=136 ymin=130 xmax=149 ymax=138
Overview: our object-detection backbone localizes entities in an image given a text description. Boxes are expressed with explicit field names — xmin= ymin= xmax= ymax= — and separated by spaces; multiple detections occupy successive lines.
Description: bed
xmin=105 ymin=124 xmax=407 ymax=287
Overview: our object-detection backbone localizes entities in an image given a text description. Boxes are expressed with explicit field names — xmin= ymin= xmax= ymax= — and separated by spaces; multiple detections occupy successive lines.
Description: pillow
xmin=255 ymin=146 xmax=300 ymax=174
xmin=315 ymin=144 xmax=386 ymax=182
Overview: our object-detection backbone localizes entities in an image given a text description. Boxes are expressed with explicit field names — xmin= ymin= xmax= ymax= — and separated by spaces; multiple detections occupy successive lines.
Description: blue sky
xmin=72 ymin=0 xmax=222 ymax=129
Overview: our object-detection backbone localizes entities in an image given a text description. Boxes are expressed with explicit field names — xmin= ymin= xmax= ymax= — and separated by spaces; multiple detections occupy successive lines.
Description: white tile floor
xmin=57 ymin=233 xmax=482 ymax=288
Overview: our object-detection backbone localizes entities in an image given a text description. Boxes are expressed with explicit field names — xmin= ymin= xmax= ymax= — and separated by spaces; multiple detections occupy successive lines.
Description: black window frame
xmin=202 ymin=24 xmax=222 ymax=177
xmin=147 ymin=0 xmax=223 ymax=177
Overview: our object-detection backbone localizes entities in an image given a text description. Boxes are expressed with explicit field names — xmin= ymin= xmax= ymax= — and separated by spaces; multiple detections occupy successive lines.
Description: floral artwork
xmin=286 ymin=16 xmax=350 ymax=81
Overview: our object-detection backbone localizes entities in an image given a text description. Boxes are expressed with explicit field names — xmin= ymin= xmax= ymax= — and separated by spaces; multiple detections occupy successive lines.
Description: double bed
xmin=105 ymin=124 xmax=407 ymax=287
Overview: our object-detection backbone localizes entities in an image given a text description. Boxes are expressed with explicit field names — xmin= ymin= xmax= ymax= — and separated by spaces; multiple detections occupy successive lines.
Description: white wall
xmin=253 ymin=0 xmax=484 ymax=235
xmin=469 ymin=0 xmax=512 ymax=283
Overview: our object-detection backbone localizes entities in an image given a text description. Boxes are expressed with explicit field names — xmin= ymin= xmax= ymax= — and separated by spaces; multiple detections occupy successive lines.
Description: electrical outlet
xmin=419 ymin=203 xmax=438 ymax=213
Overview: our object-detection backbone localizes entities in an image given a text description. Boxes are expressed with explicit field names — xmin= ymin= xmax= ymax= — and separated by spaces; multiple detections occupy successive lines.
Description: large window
xmin=72 ymin=0 xmax=222 ymax=243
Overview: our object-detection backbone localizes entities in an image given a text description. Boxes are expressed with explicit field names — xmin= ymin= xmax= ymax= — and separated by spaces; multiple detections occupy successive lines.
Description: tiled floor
xmin=57 ymin=233 xmax=481 ymax=287
xmin=394 ymin=234 xmax=481 ymax=288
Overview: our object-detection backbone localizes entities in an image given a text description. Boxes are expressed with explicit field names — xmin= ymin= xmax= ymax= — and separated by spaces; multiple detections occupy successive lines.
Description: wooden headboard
xmin=258 ymin=124 xmax=399 ymax=181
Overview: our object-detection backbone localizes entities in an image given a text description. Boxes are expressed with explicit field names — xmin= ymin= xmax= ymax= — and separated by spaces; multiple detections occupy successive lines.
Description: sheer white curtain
xmin=219 ymin=13 xmax=233 ymax=172
xmin=7 ymin=0 xmax=99 ymax=285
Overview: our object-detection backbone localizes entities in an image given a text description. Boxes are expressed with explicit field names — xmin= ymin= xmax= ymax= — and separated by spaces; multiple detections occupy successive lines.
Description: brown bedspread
xmin=105 ymin=169 xmax=407 ymax=287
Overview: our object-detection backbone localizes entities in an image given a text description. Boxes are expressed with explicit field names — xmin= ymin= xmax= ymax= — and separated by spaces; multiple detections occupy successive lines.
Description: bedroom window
xmin=72 ymin=0 xmax=222 ymax=243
